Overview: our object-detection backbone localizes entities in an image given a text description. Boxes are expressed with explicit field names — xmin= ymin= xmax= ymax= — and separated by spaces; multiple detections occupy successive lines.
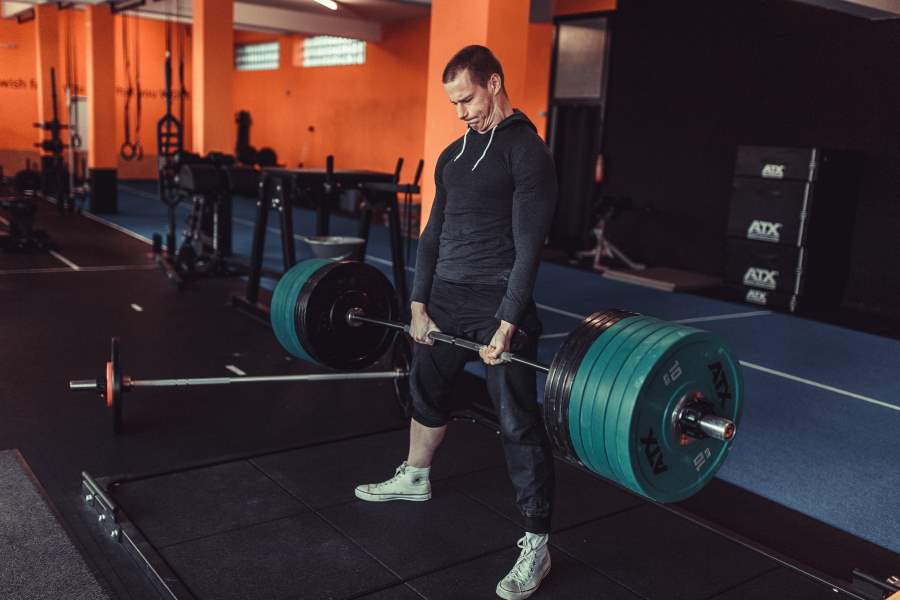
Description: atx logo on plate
xmin=640 ymin=428 xmax=668 ymax=475
xmin=747 ymin=220 xmax=783 ymax=243
xmin=743 ymin=267 xmax=779 ymax=290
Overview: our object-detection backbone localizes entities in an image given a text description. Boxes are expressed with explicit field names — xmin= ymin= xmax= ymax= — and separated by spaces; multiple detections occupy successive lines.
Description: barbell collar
xmin=348 ymin=312 xmax=551 ymax=374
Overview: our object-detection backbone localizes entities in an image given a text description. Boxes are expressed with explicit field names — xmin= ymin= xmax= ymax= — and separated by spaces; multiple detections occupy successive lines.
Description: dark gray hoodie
xmin=410 ymin=111 xmax=558 ymax=326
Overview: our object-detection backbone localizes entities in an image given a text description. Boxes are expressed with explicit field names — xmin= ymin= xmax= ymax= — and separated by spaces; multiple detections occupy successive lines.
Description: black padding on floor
xmin=320 ymin=485 xmax=523 ymax=580
xmin=0 ymin=449 xmax=110 ymax=600
xmin=446 ymin=460 xmax=644 ymax=532
xmin=34 ymin=202 xmax=154 ymax=267
xmin=160 ymin=512 xmax=400 ymax=600
xmin=709 ymin=567 xmax=835 ymax=599
xmin=552 ymin=504 xmax=776 ymax=600
xmin=252 ymin=420 xmax=507 ymax=509
xmin=408 ymin=543 xmax=643 ymax=600
xmin=0 ymin=251 xmax=61 ymax=271
xmin=111 ymin=461 xmax=305 ymax=548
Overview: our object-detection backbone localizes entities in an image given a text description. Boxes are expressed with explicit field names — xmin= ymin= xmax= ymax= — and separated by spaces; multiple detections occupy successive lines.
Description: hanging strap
xmin=132 ymin=14 xmax=144 ymax=161
xmin=120 ymin=14 xmax=135 ymax=160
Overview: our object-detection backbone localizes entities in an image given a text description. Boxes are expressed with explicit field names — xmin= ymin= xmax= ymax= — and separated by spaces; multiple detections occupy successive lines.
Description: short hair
xmin=442 ymin=45 xmax=505 ymax=90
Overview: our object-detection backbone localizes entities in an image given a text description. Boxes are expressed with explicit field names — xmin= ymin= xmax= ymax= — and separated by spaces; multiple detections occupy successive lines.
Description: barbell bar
xmin=69 ymin=337 xmax=410 ymax=434
xmin=347 ymin=311 xmax=733 ymax=442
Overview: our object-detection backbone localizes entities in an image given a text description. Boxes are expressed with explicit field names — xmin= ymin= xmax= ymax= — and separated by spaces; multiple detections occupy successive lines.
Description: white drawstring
xmin=471 ymin=125 xmax=496 ymax=171
xmin=453 ymin=128 xmax=469 ymax=161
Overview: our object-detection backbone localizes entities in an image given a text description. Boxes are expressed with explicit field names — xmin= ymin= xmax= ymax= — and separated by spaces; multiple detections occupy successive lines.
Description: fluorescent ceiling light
xmin=314 ymin=0 xmax=339 ymax=10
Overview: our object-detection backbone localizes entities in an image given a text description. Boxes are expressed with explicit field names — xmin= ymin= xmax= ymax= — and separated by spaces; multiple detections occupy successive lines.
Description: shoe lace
xmin=373 ymin=463 xmax=408 ymax=489
xmin=510 ymin=536 xmax=538 ymax=581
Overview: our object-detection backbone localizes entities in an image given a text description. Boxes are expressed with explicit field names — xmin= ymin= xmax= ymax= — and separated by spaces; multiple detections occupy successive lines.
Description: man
xmin=355 ymin=45 xmax=558 ymax=600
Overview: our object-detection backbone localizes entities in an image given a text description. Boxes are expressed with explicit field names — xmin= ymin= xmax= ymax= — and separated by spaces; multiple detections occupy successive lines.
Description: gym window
xmin=235 ymin=41 xmax=280 ymax=72
xmin=298 ymin=36 xmax=366 ymax=68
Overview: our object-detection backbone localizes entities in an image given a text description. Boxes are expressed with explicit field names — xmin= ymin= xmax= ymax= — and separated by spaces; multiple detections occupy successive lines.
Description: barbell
xmin=270 ymin=259 xmax=742 ymax=503
xmin=69 ymin=258 xmax=742 ymax=503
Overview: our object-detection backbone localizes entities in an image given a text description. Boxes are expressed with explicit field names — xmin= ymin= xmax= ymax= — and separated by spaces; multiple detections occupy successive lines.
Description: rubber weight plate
xmin=109 ymin=337 xmax=123 ymax=434
xmin=543 ymin=310 xmax=632 ymax=458
xmin=271 ymin=258 xmax=331 ymax=364
xmin=542 ymin=312 xmax=604 ymax=455
xmin=602 ymin=324 xmax=681 ymax=489
xmin=584 ymin=319 xmax=673 ymax=483
xmin=571 ymin=318 xmax=662 ymax=480
xmin=567 ymin=316 xmax=654 ymax=473
xmin=297 ymin=260 xmax=398 ymax=370
xmin=615 ymin=326 xmax=743 ymax=502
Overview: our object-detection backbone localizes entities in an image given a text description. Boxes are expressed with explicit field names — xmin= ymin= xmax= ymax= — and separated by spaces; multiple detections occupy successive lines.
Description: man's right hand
xmin=409 ymin=301 xmax=440 ymax=345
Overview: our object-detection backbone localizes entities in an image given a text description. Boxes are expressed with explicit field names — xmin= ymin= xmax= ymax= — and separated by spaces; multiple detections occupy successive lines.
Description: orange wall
xmin=0 ymin=12 xmax=192 ymax=178
xmin=521 ymin=22 xmax=555 ymax=140
xmin=232 ymin=16 xmax=429 ymax=179
xmin=555 ymin=0 xmax=617 ymax=16
xmin=0 ymin=17 xmax=39 ymax=172
xmin=112 ymin=15 xmax=194 ymax=178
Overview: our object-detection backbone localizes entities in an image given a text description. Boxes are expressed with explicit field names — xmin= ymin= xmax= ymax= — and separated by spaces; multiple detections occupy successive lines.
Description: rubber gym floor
xmin=1 ymin=190 xmax=898 ymax=600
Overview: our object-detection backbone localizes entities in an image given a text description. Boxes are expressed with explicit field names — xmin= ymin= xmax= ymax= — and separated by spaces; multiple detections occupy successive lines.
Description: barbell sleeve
xmin=699 ymin=415 xmax=736 ymax=441
xmin=70 ymin=380 xmax=100 ymax=390
xmin=348 ymin=313 xmax=551 ymax=373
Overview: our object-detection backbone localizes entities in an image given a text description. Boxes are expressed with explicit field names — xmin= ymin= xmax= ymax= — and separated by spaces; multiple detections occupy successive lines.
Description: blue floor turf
xmin=98 ymin=182 xmax=900 ymax=554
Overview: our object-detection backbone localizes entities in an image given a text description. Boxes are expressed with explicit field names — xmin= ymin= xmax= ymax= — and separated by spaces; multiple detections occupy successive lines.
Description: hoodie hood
xmin=453 ymin=109 xmax=536 ymax=171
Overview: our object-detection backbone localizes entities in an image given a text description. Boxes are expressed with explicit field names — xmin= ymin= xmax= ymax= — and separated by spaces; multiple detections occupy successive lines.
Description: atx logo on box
xmin=745 ymin=289 xmax=769 ymax=305
xmin=743 ymin=267 xmax=779 ymax=290
xmin=761 ymin=163 xmax=786 ymax=179
xmin=747 ymin=220 xmax=783 ymax=243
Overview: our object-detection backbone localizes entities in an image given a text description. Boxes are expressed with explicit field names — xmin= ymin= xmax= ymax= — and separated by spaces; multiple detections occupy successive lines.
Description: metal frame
xmin=79 ymin=425 xmax=410 ymax=600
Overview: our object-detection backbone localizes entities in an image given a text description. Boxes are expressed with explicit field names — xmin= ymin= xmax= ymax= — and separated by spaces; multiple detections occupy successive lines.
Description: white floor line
xmin=130 ymin=304 xmax=144 ymax=312
xmin=225 ymin=365 xmax=247 ymax=376
xmin=49 ymin=250 xmax=81 ymax=271
xmin=539 ymin=332 xmax=570 ymax=340
xmin=119 ymin=184 xmax=159 ymax=201
xmin=81 ymin=211 xmax=154 ymax=245
xmin=739 ymin=360 xmax=899 ymax=413
xmin=675 ymin=310 xmax=771 ymax=324
xmin=536 ymin=303 xmax=587 ymax=320
xmin=0 ymin=264 xmax=157 ymax=276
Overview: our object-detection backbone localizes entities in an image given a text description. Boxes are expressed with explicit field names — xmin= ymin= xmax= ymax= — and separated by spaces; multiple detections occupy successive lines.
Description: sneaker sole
xmin=354 ymin=488 xmax=431 ymax=502
xmin=495 ymin=565 xmax=551 ymax=600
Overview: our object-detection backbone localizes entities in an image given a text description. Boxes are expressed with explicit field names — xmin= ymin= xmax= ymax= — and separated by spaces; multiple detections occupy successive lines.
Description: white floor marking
xmin=675 ymin=310 xmax=771 ymax=324
xmin=225 ymin=365 xmax=247 ymax=376
xmin=80 ymin=211 xmax=155 ymax=245
xmin=130 ymin=304 xmax=144 ymax=312
xmin=49 ymin=250 xmax=81 ymax=271
xmin=739 ymin=361 xmax=899 ymax=413
xmin=0 ymin=264 xmax=157 ymax=276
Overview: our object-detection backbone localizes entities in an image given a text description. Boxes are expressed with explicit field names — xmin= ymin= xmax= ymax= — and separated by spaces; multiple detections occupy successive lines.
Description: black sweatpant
xmin=410 ymin=277 xmax=556 ymax=533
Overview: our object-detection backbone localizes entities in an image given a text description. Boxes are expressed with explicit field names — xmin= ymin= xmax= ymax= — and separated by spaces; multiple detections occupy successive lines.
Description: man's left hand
xmin=480 ymin=321 xmax=517 ymax=366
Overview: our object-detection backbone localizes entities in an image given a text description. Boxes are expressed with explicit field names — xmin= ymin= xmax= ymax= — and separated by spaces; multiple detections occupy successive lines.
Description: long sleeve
xmin=409 ymin=159 xmax=449 ymax=305
xmin=494 ymin=142 xmax=557 ymax=325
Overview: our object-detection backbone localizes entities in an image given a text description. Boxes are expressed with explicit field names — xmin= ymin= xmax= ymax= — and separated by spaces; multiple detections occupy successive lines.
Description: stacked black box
xmin=724 ymin=146 xmax=863 ymax=312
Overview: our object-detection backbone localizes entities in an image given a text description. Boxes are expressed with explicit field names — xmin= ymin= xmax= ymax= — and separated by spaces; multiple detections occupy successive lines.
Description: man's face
xmin=443 ymin=69 xmax=500 ymax=134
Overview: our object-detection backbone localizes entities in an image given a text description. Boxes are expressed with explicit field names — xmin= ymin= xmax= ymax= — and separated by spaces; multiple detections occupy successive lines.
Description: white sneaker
xmin=496 ymin=534 xmax=551 ymax=600
xmin=354 ymin=461 xmax=431 ymax=502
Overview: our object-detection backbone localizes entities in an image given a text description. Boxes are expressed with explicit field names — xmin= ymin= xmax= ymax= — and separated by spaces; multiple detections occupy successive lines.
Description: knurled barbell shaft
xmin=349 ymin=313 xmax=551 ymax=374
xmin=68 ymin=370 xmax=405 ymax=391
